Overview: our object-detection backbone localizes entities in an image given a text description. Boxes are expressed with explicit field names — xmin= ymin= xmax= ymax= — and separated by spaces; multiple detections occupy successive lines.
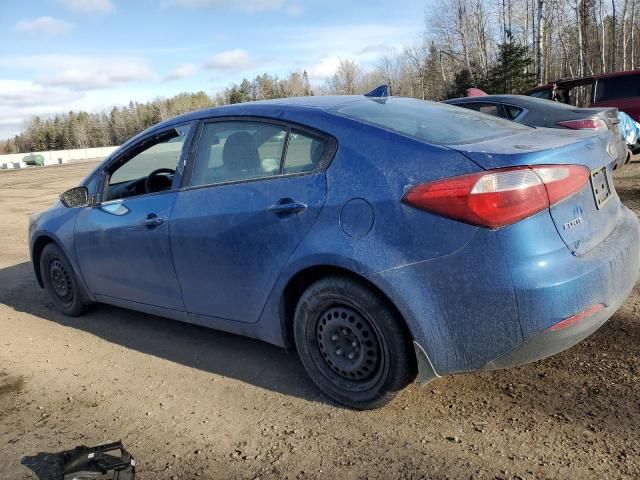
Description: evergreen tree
xmin=483 ymin=34 xmax=535 ymax=94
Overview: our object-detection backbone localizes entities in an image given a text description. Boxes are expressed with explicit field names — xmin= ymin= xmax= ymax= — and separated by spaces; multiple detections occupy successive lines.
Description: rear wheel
xmin=40 ymin=243 xmax=91 ymax=316
xmin=293 ymin=276 xmax=415 ymax=409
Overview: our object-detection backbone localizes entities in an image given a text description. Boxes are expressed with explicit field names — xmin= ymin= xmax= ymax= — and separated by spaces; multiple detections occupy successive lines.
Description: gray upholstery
xmin=223 ymin=132 xmax=260 ymax=174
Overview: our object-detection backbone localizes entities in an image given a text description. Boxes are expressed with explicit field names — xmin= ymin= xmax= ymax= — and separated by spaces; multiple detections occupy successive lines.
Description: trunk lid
xmin=571 ymin=106 xmax=621 ymax=136
xmin=451 ymin=127 xmax=622 ymax=255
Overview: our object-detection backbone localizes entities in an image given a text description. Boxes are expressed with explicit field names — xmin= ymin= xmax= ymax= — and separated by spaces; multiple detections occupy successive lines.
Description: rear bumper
xmin=483 ymin=303 xmax=611 ymax=370
xmin=372 ymin=206 xmax=640 ymax=375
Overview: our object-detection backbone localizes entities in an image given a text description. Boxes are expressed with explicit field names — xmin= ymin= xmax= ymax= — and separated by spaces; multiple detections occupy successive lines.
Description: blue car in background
xmin=29 ymin=95 xmax=640 ymax=409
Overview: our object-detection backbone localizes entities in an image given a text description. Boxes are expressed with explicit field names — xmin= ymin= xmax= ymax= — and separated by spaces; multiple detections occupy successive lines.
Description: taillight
xmin=402 ymin=165 xmax=590 ymax=229
xmin=557 ymin=118 xmax=608 ymax=130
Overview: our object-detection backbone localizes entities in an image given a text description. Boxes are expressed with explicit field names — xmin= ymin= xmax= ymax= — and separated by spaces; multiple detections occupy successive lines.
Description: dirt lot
xmin=0 ymin=159 xmax=639 ymax=480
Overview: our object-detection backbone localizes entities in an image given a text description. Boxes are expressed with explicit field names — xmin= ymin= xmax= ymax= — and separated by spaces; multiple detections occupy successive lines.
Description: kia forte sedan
xmin=29 ymin=95 xmax=640 ymax=409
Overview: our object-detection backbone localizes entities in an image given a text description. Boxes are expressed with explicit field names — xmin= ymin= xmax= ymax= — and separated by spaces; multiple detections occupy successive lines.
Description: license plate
xmin=590 ymin=166 xmax=611 ymax=209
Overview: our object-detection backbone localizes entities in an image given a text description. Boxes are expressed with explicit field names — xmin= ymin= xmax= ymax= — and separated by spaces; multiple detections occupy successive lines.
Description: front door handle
xmin=142 ymin=215 xmax=166 ymax=227
xmin=267 ymin=200 xmax=308 ymax=216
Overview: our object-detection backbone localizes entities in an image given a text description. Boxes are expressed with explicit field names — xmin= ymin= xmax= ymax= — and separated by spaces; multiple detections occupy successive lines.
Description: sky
xmin=0 ymin=0 xmax=427 ymax=139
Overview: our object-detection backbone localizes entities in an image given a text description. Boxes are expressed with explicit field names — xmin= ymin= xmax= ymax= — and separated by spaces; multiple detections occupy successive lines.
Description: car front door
xmin=170 ymin=119 xmax=334 ymax=323
xmin=74 ymin=122 xmax=194 ymax=311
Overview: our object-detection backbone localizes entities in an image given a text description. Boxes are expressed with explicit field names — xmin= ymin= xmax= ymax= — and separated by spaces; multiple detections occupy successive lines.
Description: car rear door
xmin=170 ymin=119 xmax=335 ymax=323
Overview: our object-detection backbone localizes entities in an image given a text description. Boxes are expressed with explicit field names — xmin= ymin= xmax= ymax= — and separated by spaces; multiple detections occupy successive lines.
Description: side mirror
xmin=60 ymin=186 xmax=90 ymax=208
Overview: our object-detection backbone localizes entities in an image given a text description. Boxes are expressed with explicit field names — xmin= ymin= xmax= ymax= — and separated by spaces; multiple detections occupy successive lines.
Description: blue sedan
xmin=29 ymin=94 xmax=640 ymax=409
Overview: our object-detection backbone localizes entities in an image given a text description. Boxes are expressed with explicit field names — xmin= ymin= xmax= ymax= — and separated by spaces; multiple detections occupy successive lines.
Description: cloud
xmin=0 ymin=79 xmax=82 ymax=138
xmin=163 ymin=63 xmax=198 ymax=81
xmin=58 ymin=0 xmax=114 ymax=14
xmin=0 ymin=79 xmax=78 ymax=109
xmin=358 ymin=43 xmax=391 ymax=56
xmin=162 ymin=0 xmax=286 ymax=12
xmin=204 ymin=49 xmax=252 ymax=72
xmin=0 ymin=55 xmax=154 ymax=91
xmin=13 ymin=17 xmax=74 ymax=36
xmin=307 ymin=56 xmax=341 ymax=80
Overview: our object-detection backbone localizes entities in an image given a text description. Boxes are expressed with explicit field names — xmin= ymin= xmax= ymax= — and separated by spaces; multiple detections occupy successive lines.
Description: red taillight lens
xmin=402 ymin=165 xmax=590 ymax=229
xmin=557 ymin=118 xmax=608 ymax=130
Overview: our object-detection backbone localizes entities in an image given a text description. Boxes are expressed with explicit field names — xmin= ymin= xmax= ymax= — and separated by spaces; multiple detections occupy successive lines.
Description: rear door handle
xmin=142 ymin=215 xmax=166 ymax=227
xmin=267 ymin=200 xmax=308 ymax=215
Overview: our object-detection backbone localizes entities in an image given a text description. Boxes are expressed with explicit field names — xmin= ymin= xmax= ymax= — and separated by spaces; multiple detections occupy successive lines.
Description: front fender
xmin=29 ymin=205 xmax=93 ymax=300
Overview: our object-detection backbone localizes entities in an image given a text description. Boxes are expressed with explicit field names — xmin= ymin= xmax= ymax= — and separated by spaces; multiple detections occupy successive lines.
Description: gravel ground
xmin=0 ymin=158 xmax=639 ymax=480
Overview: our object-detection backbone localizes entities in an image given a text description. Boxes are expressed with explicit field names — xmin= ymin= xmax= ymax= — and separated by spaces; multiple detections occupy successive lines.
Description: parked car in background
xmin=23 ymin=153 xmax=45 ymax=166
xmin=444 ymin=95 xmax=630 ymax=169
xmin=526 ymin=69 xmax=640 ymax=123
xmin=29 ymin=95 xmax=640 ymax=409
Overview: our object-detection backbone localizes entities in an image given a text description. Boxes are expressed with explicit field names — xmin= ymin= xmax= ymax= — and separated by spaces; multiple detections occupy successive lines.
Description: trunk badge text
xmin=563 ymin=216 xmax=583 ymax=230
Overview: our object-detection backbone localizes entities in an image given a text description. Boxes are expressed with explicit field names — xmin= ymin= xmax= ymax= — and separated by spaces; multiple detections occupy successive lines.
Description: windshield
xmin=331 ymin=97 xmax=531 ymax=145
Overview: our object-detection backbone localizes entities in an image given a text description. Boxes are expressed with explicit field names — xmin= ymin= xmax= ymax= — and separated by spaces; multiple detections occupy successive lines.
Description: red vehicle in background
xmin=527 ymin=69 xmax=640 ymax=122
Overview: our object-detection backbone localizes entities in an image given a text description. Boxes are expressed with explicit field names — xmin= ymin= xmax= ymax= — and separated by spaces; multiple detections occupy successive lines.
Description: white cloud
xmin=163 ymin=63 xmax=198 ymax=81
xmin=58 ymin=0 xmax=114 ymax=14
xmin=358 ymin=43 xmax=391 ymax=56
xmin=1 ymin=55 xmax=154 ymax=91
xmin=307 ymin=56 xmax=341 ymax=80
xmin=13 ymin=17 xmax=74 ymax=36
xmin=163 ymin=0 xmax=286 ymax=12
xmin=0 ymin=79 xmax=82 ymax=138
xmin=0 ymin=79 xmax=78 ymax=108
xmin=204 ymin=49 xmax=252 ymax=71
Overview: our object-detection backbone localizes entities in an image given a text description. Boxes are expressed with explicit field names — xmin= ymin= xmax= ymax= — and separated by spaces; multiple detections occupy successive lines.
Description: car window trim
xmin=96 ymin=120 xmax=197 ymax=204
xmin=181 ymin=116 xmax=337 ymax=190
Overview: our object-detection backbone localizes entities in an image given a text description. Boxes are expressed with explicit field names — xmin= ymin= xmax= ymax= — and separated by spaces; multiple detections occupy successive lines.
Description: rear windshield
xmin=332 ymin=97 xmax=530 ymax=145
xmin=595 ymin=74 xmax=640 ymax=101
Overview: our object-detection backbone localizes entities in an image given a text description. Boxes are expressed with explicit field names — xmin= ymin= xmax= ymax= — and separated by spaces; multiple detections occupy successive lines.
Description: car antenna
xmin=364 ymin=85 xmax=390 ymax=104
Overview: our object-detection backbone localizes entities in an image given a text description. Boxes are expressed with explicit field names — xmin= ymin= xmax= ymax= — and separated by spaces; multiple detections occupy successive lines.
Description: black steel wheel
xmin=294 ymin=275 xmax=416 ymax=409
xmin=49 ymin=258 xmax=74 ymax=306
xmin=40 ymin=243 xmax=91 ymax=316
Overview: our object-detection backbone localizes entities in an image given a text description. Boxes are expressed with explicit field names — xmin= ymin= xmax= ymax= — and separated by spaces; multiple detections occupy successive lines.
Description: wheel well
xmin=32 ymin=235 xmax=55 ymax=288
xmin=280 ymin=265 xmax=414 ymax=351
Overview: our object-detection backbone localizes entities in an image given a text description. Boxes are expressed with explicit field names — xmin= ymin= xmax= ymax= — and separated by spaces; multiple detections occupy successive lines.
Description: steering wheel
xmin=145 ymin=168 xmax=175 ymax=194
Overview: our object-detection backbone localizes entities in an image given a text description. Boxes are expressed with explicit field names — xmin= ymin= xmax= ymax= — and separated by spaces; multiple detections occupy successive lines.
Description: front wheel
xmin=293 ymin=276 xmax=416 ymax=409
xmin=40 ymin=243 xmax=91 ymax=317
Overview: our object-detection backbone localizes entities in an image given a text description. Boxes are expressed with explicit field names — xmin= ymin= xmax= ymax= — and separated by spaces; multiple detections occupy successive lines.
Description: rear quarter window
xmin=332 ymin=98 xmax=530 ymax=146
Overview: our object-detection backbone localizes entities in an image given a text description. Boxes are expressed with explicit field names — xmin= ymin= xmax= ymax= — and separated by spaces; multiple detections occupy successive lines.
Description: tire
xmin=293 ymin=275 xmax=416 ymax=409
xmin=40 ymin=243 xmax=91 ymax=317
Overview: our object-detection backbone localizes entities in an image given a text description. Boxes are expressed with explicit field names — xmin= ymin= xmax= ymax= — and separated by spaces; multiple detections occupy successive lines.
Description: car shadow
xmin=0 ymin=261 xmax=326 ymax=406
xmin=20 ymin=451 xmax=63 ymax=480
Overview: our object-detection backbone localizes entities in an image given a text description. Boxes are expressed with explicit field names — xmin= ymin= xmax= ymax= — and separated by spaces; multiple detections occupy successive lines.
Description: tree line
xmin=2 ymin=0 xmax=638 ymax=154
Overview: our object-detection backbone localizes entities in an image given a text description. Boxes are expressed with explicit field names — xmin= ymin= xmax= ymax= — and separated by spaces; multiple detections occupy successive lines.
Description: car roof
xmin=528 ymin=68 xmax=640 ymax=92
xmin=117 ymin=95 xmax=368 ymax=149
xmin=157 ymin=95 xmax=365 ymax=126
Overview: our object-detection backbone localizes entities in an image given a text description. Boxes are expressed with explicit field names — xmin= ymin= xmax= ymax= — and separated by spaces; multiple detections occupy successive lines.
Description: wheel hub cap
xmin=50 ymin=260 xmax=72 ymax=302
xmin=317 ymin=306 xmax=380 ymax=381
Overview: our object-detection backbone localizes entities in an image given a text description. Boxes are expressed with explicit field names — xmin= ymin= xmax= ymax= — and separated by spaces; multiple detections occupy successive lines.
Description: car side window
xmin=283 ymin=130 xmax=327 ymax=174
xmin=504 ymin=105 xmax=523 ymax=120
xmin=106 ymin=124 xmax=192 ymax=201
xmin=595 ymin=75 xmax=640 ymax=101
xmin=459 ymin=102 xmax=504 ymax=118
xmin=191 ymin=121 xmax=287 ymax=186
